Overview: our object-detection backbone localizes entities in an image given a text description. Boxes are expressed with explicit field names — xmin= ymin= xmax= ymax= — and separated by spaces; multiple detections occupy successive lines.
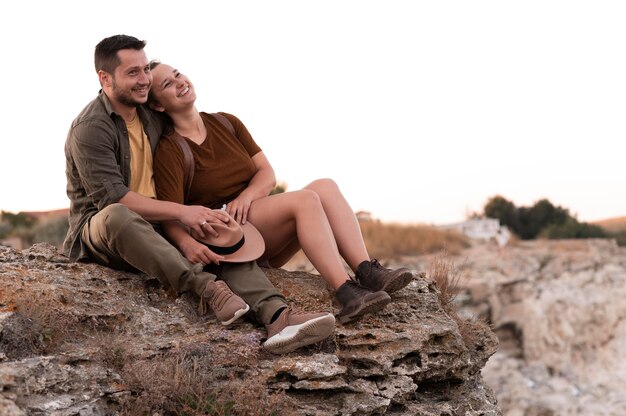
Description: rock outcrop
xmin=0 ymin=244 xmax=500 ymax=415
xmin=446 ymin=239 xmax=626 ymax=416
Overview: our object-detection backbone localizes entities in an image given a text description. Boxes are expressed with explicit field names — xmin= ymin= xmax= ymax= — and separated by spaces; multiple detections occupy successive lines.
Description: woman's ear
xmin=149 ymin=101 xmax=165 ymax=112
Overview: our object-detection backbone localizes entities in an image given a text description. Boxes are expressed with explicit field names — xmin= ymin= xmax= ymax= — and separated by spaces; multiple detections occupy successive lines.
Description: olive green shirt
xmin=63 ymin=92 xmax=165 ymax=261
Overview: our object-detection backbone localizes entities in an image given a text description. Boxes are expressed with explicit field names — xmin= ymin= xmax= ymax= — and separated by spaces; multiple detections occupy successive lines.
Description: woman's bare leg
xmin=304 ymin=179 xmax=369 ymax=271
xmin=247 ymin=190 xmax=349 ymax=289
xmin=260 ymin=238 xmax=302 ymax=269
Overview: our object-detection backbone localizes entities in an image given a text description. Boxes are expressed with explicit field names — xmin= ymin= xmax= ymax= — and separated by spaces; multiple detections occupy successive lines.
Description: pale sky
xmin=1 ymin=1 xmax=624 ymax=225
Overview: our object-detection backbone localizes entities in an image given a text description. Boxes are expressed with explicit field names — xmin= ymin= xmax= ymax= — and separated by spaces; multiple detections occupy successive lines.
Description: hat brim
xmin=195 ymin=221 xmax=265 ymax=263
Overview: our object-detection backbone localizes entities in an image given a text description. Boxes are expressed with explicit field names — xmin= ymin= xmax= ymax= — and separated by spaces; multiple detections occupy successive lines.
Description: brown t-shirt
xmin=153 ymin=112 xmax=261 ymax=208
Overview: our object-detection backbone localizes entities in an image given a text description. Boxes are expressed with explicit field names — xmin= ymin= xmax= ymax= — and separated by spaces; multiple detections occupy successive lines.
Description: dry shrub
xmin=0 ymin=312 xmax=45 ymax=359
xmin=360 ymin=220 xmax=468 ymax=260
xmin=10 ymin=293 xmax=79 ymax=353
xmin=428 ymin=252 xmax=486 ymax=348
xmin=120 ymin=349 xmax=295 ymax=416
xmin=428 ymin=252 xmax=462 ymax=312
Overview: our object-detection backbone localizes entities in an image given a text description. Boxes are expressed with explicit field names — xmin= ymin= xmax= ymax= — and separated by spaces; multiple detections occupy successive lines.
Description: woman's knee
xmin=305 ymin=178 xmax=340 ymax=195
xmin=292 ymin=189 xmax=322 ymax=211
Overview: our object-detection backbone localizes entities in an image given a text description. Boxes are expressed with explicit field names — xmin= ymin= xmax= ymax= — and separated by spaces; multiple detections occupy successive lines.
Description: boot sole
xmin=338 ymin=292 xmax=391 ymax=324
xmin=263 ymin=314 xmax=336 ymax=354
xmin=381 ymin=270 xmax=414 ymax=294
xmin=220 ymin=304 xmax=250 ymax=326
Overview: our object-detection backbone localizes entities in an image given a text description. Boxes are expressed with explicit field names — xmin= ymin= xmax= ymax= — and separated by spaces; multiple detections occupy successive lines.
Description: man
xmin=64 ymin=34 xmax=335 ymax=354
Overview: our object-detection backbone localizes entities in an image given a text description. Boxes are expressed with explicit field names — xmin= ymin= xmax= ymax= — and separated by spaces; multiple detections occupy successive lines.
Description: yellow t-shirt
xmin=127 ymin=116 xmax=156 ymax=198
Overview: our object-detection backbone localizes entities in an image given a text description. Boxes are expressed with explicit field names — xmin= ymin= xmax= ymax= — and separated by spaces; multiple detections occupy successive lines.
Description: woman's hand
xmin=179 ymin=205 xmax=230 ymax=238
xmin=226 ymin=192 xmax=254 ymax=224
xmin=225 ymin=152 xmax=275 ymax=224
xmin=179 ymin=238 xmax=225 ymax=265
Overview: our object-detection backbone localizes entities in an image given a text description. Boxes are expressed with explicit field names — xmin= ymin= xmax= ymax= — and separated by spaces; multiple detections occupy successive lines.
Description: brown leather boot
xmin=355 ymin=259 xmax=414 ymax=294
xmin=335 ymin=279 xmax=391 ymax=324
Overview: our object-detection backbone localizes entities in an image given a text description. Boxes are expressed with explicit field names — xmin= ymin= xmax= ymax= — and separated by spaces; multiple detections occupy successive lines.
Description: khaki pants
xmin=81 ymin=203 xmax=286 ymax=324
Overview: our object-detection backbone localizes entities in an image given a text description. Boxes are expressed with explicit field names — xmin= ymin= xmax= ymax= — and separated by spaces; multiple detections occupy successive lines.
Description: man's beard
xmin=111 ymin=77 xmax=148 ymax=107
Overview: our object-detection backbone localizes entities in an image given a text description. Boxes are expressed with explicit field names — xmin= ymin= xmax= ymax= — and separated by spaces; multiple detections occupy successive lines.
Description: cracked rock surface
xmin=0 ymin=243 xmax=500 ymax=415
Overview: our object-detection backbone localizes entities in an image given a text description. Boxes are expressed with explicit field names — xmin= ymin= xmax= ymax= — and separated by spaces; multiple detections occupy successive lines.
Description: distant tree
xmin=525 ymin=199 xmax=570 ymax=239
xmin=1 ymin=211 xmax=37 ymax=228
xmin=482 ymin=195 xmax=608 ymax=242
xmin=483 ymin=195 xmax=520 ymax=234
xmin=270 ymin=181 xmax=287 ymax=195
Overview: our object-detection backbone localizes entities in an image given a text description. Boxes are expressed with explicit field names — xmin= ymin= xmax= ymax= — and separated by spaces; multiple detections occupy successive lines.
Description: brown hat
xmin=193 ymin=214 xmax=265 ymax=263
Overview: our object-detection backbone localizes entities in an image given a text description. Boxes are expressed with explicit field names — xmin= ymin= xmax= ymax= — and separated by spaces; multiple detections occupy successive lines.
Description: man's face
xmin=107 ymin=49 xmax=152 ymax=107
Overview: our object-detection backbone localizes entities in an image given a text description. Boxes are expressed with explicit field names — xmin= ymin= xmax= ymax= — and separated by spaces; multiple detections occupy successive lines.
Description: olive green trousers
xmin=81 ymin=203 xmax=286 ymax=324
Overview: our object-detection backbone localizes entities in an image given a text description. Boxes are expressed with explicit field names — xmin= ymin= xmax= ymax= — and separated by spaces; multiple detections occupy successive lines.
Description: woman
xmin=149 ymin=61 xmax=413 ymax=324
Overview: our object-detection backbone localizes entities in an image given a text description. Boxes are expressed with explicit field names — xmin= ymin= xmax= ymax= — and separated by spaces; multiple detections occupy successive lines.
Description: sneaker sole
xmin=220 ymin=304 xmax=250 ymax=326
xmin=338 ymin=293 xmax=391 ymax=324
xmin=381 ymin=270 xmax=414 ymax=294
xmin=263 ymin=314 xmax=336 ymax=354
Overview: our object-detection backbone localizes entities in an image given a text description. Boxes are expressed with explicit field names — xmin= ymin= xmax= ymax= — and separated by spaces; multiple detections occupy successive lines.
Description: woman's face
xmin=149 ymin=63 xmax=197 ymax=112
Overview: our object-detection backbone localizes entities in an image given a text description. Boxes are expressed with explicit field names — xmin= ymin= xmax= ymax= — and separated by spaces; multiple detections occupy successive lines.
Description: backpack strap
xmin=170 ymin=113 xmax=236 ymax=203
xmin=170 ymin=134 xmax=195 ymax=202
xmin=210 ymin=112 xmax=236 ymax=136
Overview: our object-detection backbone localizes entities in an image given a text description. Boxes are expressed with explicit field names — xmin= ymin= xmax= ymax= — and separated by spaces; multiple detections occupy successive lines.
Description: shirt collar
xmin=97 ymin=90 xmax=151 ymax=124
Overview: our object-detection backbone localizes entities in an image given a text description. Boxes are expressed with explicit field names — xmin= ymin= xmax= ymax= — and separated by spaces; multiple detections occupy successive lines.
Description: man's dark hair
xmin=94 ymin=35 xmax=146 ymax=74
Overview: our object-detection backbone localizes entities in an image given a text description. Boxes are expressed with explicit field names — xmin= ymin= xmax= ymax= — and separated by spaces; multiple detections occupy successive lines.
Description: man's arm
xmin=118 ymin=191 xmax=228 ymax=238
xmin=69 ymin=121 xmax=228 ymax=238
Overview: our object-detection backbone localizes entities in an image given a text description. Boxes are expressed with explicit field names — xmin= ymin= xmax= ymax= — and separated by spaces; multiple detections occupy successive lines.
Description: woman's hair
xmin=146 ymin=59 xmax=173 ymax=128
xmin=147 ymin=60 xmax=162 ymax=108
xmin=94 ymin=34 xmax=146 ymax=74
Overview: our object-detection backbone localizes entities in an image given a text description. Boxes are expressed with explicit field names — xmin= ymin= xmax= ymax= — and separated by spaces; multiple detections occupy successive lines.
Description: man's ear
xmin=98 ymin=70 xmax=111 ymax=88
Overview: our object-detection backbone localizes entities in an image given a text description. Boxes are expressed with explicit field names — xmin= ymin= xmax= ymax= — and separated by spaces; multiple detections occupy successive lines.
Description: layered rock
xmin=446 ymin=239 xmax=626 ymax=416
xmin=0 ymin=244 xmax=500 ymax=415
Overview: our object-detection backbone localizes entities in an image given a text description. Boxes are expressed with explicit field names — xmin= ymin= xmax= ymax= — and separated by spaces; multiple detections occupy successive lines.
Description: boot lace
xmin=199 ymin=281 xmax=234 ymax=315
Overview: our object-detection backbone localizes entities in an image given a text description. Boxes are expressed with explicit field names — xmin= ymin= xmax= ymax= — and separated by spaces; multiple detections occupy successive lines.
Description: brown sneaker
xmin=263 ymin=307 xmax=335 ymax=354
xmin=355 ymin=259 xmax=414 ymax=294
xmin=335 ymin=279 xmax=391 ymax=324
xmin=199 ymin=280 xmax=250 ymax=326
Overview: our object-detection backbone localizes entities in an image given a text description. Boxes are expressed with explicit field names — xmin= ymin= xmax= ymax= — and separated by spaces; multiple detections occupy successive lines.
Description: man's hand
xmin=179 ymin=205 xmax=230 ymax=238
xmin=179 ymin=238 xmax=225 ymax=265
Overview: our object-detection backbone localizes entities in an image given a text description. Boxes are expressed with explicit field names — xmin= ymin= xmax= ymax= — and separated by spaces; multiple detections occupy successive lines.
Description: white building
xmin=438 ymin=218 xmax=510 ymax=247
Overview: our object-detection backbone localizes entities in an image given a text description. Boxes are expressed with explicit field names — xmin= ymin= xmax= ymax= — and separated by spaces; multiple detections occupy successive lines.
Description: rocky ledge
xmin=0 ymin=244 xmax=500 ymax=415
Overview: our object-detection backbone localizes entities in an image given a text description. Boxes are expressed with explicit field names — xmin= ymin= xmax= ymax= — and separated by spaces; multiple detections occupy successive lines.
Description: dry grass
xmin=359 ymin=220 xmax=469 ymax=260
xmin=9 ymin=292 xmax=80 ymax=354
xmin=428 ymin=252 xmax=463 ymax=312
xmin=120 ymin=349 xmax=295 ymax=416
xmin=427 ymin=252 xmax=488 ymax=348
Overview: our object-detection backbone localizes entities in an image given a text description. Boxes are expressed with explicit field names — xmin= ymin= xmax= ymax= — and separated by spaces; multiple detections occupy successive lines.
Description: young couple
xmin=64 ymin=34 xmax=413 ymax=355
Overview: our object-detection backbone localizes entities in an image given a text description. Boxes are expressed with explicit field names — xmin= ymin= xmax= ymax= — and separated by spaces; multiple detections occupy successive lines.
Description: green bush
xmin=1 ymin=211 xmax=37 ymax=228
xmin=540 ymin=218 xmax=607 ymax=239
xmin=0 ymin=221 xmax=11 ymax=239
xmin=1 ymin=214 xmax=68 ymax=248
xmin=483 ymin=195 xmax=606 ymax=241
xmin=31 ymin=216 xmax=69 ymax=247
xmin=611 ymin=230 xmax=626 ymax=247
